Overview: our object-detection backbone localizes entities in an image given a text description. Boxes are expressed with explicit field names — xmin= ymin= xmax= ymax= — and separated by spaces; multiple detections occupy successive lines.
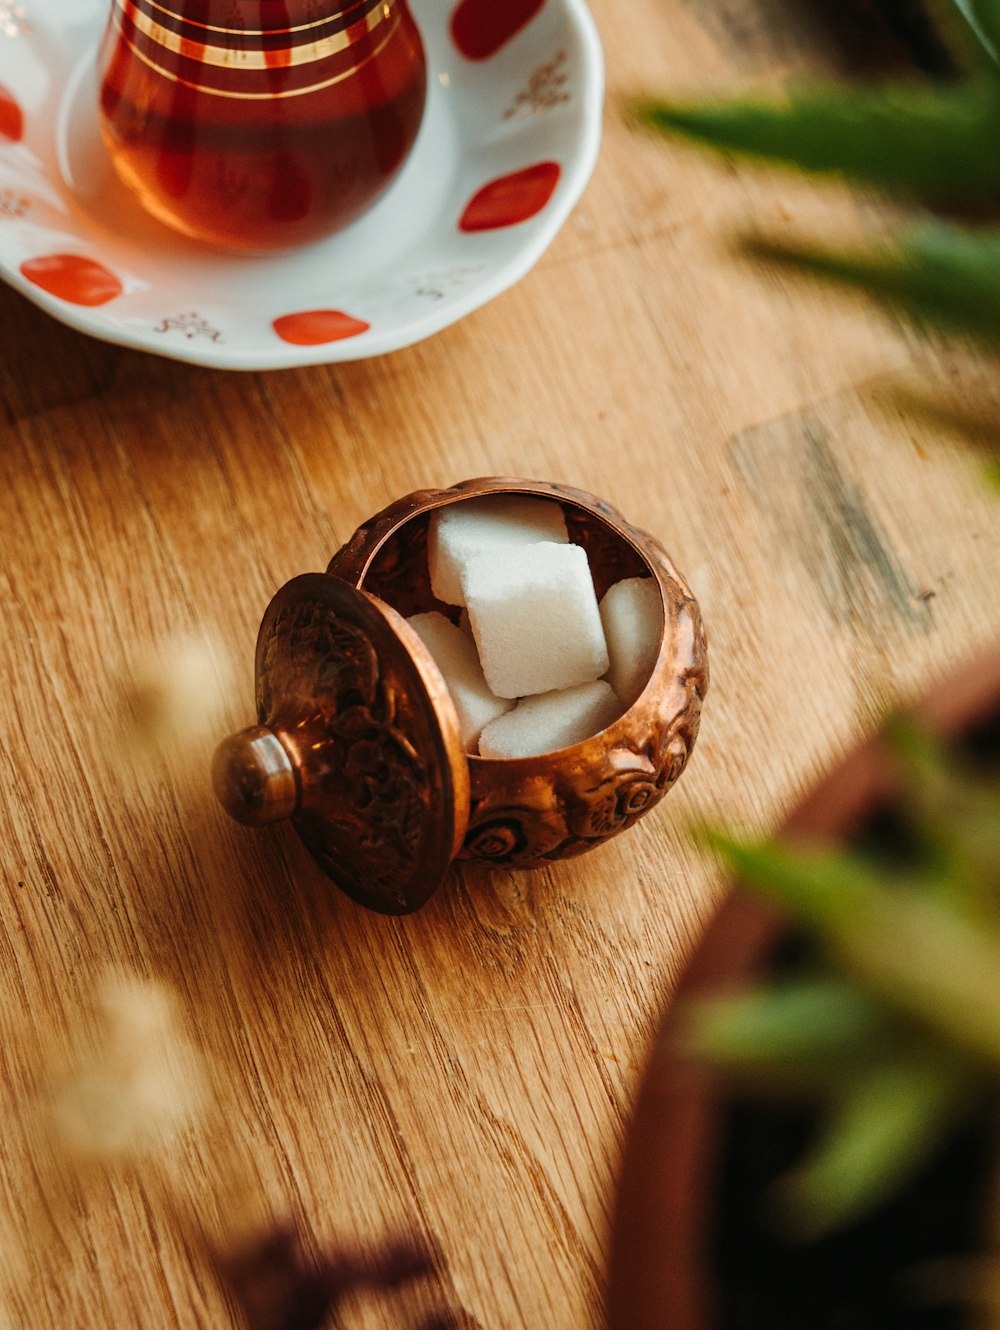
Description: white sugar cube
xmin=429 ymin=495 xmax=569 ymax=607
xmin=407 ymin=612 xmax=512 ymax=751
xmin=462 ymin=542 xmax=609 ymax=699
xmin=599 ymin=577 xmax=663 ymax=708
xmin=479 ymin=681 xmax=622 ymax=760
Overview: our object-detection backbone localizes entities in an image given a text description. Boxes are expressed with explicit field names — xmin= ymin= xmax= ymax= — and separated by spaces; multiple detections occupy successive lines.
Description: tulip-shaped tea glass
xmin=98 ymin=0 xmax=427 ymax=251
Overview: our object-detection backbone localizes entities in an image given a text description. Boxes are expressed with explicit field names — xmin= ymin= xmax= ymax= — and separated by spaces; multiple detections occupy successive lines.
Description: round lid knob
xmin=212 ymin=725 xmax=298 ymax=826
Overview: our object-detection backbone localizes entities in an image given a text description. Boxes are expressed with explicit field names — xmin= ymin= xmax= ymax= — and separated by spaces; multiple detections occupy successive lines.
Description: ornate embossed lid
xmin=212 ymin=573 xmax=470 ymax=915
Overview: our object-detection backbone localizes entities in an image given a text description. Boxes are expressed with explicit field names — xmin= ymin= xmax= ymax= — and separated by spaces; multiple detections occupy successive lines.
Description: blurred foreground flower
xmin=120 ymin=632 xmax=233 ymax=754
xmin=33 ymin=970 xmax=455 ymax=1329
xmin=46 ymin=972 xmax=204 ymax=1166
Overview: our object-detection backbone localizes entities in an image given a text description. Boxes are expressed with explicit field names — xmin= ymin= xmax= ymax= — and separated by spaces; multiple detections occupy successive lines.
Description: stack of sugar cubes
xmin=405 ymin=495 xmax=662 ymax=760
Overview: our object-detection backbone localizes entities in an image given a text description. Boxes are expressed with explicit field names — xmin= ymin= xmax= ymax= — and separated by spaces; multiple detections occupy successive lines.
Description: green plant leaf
xmin=933 ymin=0 xmax=1000 ymax=67
xmin=774 ymin=1056 xmax=973 ymax=1236
xmin=841 ymin=886 xmax=1000 ymax=1067
xmin=884 ymin=714 xmax=1000 ymax=916
xmin=707 ymin=833 xmax=1000 ymax=1069
xmin=682 ymin=981 xmax=891 ymax=1085
xmin=959 ymin=0 xmax=1000 ymax=60
xmin=634 ymin=82 xmax=1000 ymax=205
xmin=745 ymin=224 xmax=1000 ymax=345
xmin=704 ymin=831 xmax=891 ymax=929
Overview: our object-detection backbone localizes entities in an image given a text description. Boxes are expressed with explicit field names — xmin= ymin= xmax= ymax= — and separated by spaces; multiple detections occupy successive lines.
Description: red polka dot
xmin=20 ymin=254 xmax=123 ymax=306
xmin=459 ymin=162 xmax=561 ymax=232
xmin=0 ymin=84 xmax=22 ymax=142
xmin=272 ymin=310 xmax=370 ymax=346
xmin=450 ymin=0 xmax=546 ymax=59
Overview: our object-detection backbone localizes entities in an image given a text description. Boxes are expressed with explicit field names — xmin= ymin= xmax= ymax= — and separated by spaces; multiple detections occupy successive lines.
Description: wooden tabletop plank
xmin=1 ymin=2 xmax=999 ymax=1327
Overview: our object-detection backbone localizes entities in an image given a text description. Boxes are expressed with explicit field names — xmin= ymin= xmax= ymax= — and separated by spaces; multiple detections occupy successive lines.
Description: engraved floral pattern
xmin=154 ymin=312 xmax=224 ymax=343
xmin=463 ymin=818 xmax=529 ymax=862
xmin=0 ymin=1 xmax=29 ymax=37
xmin=504 ymin=50 xmax=570 ymax=119
xmin=409 ymin=265 xmax=485 ymax=301
xmin=263 ymin=603 xmax=428 ymax=893
xmin=460 ymin=789 xmax=576 ymax=866
xmin=0 ymin=189 xmax=29 ymax=218
xmin=255 ymin=581 xmax=460 ymax=913
xmin=568 ymin=766 xmax=663 ymax=841
xmin=461 ymin=668 xmax=704 ymax=868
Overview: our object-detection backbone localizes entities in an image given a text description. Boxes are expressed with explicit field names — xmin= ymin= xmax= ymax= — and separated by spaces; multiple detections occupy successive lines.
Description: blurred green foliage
xmin=685 ymin=719 xmax=1000 ymax=1237
xmin=644 ymin=0 xmax=1000 ymax=1251
xmin=636 ymin=0 xmax=1000 ymax=348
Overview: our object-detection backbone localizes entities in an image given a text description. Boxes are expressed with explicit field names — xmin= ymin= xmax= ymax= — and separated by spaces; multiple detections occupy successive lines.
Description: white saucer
xmin=0 ymin=0 xmax=603 ymax=370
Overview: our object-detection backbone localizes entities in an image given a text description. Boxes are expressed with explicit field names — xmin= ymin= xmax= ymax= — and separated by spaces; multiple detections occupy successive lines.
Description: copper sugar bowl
xmin=212 ymin=478 xmax=709 ymax=914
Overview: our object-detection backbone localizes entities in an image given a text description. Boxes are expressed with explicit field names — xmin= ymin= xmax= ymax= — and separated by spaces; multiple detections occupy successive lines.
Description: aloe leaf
xmin=745 ymin=224 xmax=1000 ymax=345
xmin=956 ymin=0 xmax=1000 ymax=61
xmin=708 ymin=833 xmax=1000 ymax=1068
xmin=842 ymin=881 xmax=1000 ymax=1069
xmin=775 ymin=1056 xmax=972 ymax=1236
xmin=682 ymin=982 xmax=890 ymax=1082
xmin=920 ymin=0 xmax=1000 ymax=68
xmin=882 ymin=714 xmax=956 ymax=866
xmin=929 ymin=0 xmax=1000 ymax=68
xmin=704 ymin=831 xmax=891 ymax=929
xmin=884 ymin=714 xmax=1000 ymax=914
xmin=635 ymin=82 xmax=1000 ymax=205
xmin=884 ymin=712 xmax=951 ymax=782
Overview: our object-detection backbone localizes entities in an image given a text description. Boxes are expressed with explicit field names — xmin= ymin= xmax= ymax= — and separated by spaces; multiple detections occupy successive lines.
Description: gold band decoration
xmin=110 ymin=0 xmax=401 ymax=99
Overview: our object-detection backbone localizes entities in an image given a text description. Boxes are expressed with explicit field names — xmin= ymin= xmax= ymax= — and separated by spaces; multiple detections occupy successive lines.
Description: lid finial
xmin=212 ymin=726 xmax=298 ymax=826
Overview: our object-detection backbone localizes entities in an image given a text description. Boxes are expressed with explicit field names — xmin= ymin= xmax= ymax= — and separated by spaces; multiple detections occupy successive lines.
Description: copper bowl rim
xmin=332 ymin=476 xmax=700 ymax=765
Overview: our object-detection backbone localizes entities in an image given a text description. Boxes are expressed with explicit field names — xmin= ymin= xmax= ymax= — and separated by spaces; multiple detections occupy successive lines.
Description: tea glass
xmin=98 ymin=0 xmax=427 ymax=251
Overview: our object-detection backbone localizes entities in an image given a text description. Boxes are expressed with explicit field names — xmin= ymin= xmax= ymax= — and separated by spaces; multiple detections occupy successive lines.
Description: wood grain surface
xmin=2 ymin=2 xmax=999 ymax=1327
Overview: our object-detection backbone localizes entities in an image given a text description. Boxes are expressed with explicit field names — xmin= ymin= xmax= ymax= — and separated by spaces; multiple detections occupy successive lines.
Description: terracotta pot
xmin=608 ymin=641 xmax=1000 ymax=1330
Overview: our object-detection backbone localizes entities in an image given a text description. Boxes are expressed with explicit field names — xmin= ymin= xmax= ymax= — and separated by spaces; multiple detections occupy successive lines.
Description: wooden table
xmin=2 ymin=2 xmax=998 ymax=1327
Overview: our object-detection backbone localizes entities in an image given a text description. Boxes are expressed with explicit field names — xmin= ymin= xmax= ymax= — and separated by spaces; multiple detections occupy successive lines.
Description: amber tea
xmin=99 ymin=0 xmax=427 ymax=252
